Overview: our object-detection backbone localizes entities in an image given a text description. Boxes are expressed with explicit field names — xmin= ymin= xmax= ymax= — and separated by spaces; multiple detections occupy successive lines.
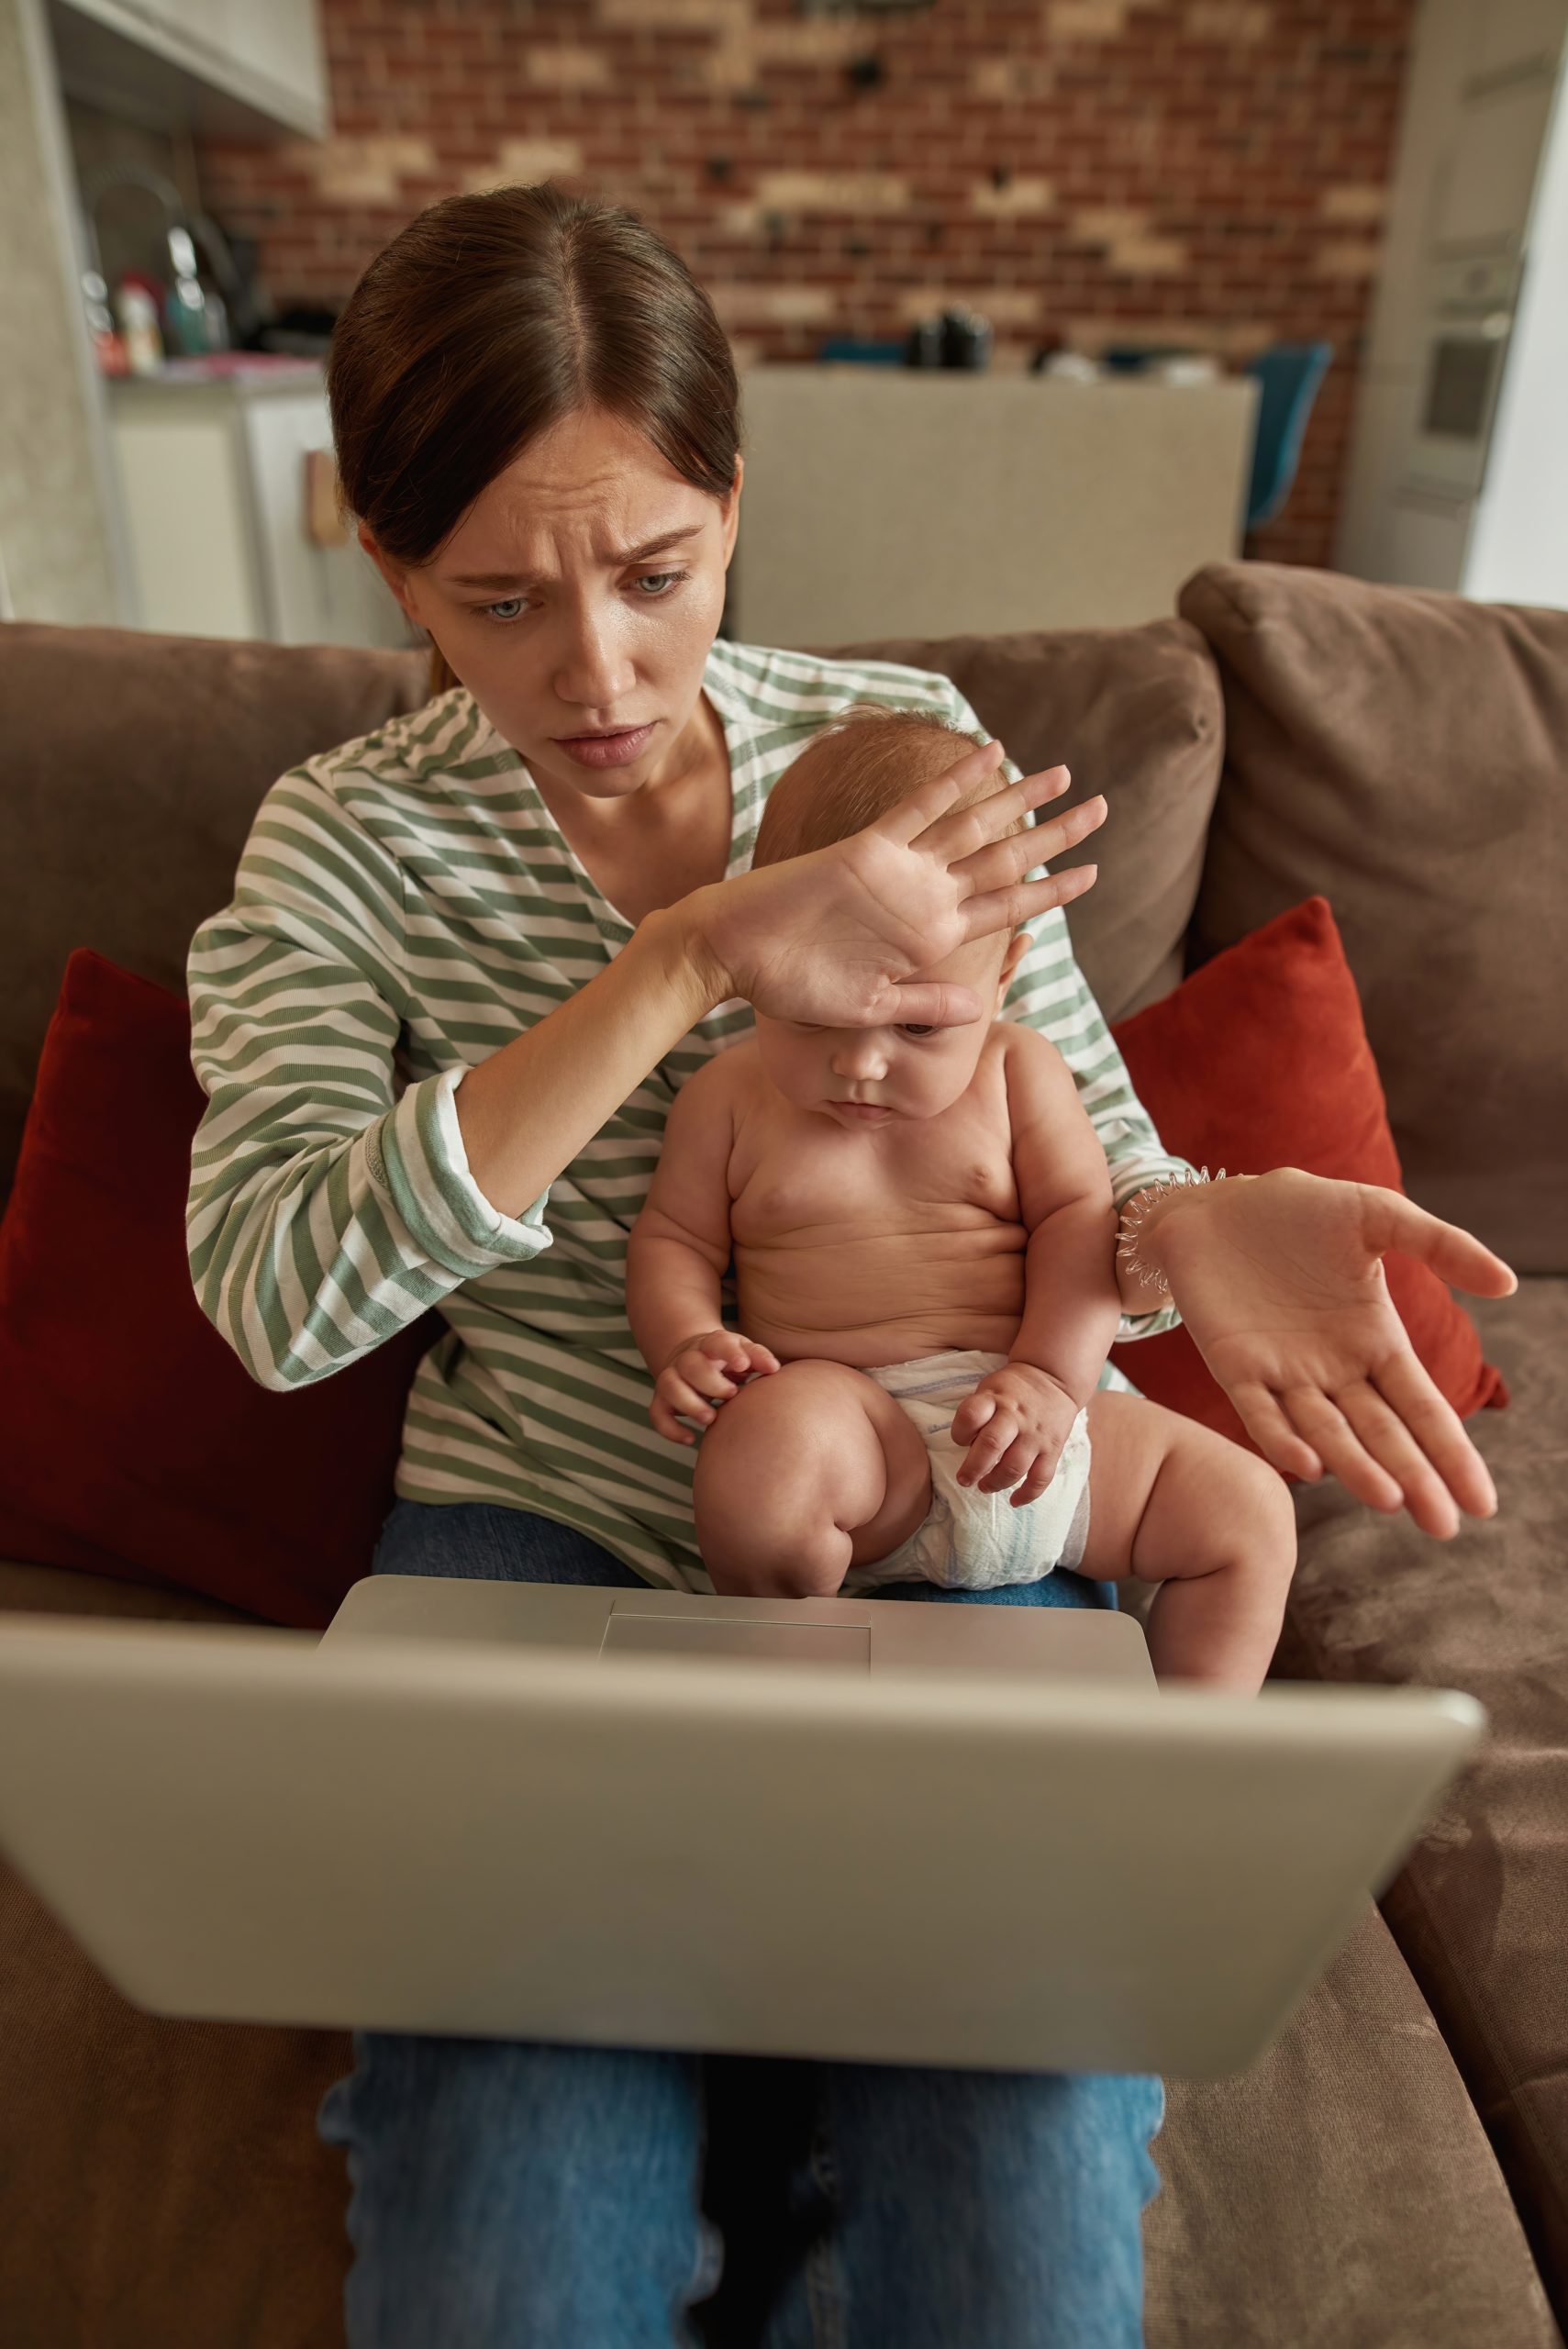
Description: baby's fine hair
xmin=751 ymin=703 xmax=1032 ymax=869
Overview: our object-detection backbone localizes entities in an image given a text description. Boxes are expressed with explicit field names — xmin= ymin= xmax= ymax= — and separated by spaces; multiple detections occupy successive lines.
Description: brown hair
xmin=328 ymin=181 xmax=742 ymax=696
xmin=752 ymin=705 xmax=1030 ymax=869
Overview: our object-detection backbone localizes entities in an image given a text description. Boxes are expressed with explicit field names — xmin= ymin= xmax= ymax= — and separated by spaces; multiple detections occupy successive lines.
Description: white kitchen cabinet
xmin=48 ymin=0 xmax=327 ymax=138
xmin=107 ymin=363 xmax=412 ymax=649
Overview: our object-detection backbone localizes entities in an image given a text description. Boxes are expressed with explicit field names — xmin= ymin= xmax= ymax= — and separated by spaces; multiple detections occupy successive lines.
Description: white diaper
xmin=842 ymin=1349 xmax=1092 ymax=1595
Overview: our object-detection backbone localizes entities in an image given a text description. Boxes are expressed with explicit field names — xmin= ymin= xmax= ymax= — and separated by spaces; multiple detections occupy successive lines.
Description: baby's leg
xmin=693 ymin=1362 xmax=931 ymax=1598
xmin=1079 ymin=1392 xmax=1296 ymax=1692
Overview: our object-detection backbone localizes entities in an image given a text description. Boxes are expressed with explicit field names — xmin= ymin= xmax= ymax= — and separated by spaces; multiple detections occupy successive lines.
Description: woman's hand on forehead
xmin=690 ymin=736 xmax=1104 ymax=1032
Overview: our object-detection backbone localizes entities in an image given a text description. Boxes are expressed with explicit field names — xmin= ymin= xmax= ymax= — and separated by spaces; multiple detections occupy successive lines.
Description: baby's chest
xmin=731 ymin=1122 xmax=1020 ymax=1243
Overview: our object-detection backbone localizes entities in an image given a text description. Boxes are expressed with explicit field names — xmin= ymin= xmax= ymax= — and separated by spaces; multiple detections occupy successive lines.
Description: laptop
xmin=0 ymin=1579 xmax=1483 ymax=2077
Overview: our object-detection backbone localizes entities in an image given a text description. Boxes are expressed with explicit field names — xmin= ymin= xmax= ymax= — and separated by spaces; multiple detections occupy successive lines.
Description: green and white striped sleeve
xmin=185 ymin=765 xmax=551 ymax=1391
xmin=940 ymin=676 xmax=1193 ymax=1343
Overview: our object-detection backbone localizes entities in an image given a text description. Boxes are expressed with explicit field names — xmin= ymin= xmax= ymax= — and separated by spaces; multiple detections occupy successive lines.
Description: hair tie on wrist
xmin=1115 ymin=1166 xmax=1227 ymax=1293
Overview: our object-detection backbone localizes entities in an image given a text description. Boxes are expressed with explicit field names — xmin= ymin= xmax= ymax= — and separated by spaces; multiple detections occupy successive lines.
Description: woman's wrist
xmin=656 ymin=885 xmax=738 ymax=1018
xmin=637 ymin=894 xmax=734 ymax=1026
xmin=1115 ymin=1170 xmax=1258 ymax=1309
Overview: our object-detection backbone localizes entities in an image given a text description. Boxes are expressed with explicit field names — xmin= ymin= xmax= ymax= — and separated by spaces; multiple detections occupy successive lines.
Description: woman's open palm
xmin=1159 ymin=1168 xmax=1518 ymax=1536
xmin=696 ymin=739 xmax=1107 ymax=1029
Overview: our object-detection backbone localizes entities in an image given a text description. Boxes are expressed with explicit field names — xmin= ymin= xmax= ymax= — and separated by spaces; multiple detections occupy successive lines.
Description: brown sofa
xmin=1 ymin=562 xmax=1563 ymax=2348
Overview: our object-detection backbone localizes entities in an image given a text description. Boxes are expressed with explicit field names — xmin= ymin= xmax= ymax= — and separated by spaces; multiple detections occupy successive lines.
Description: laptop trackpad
xmin=602 ymin=1613 xmax=871 ymax=1671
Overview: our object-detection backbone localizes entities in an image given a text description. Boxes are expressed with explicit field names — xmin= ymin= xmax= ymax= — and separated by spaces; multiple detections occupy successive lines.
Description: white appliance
xmin=1338 ymin=0 xmax=1568 ymax=599
xmin=106 ymin=358 xmax=411 ymax=648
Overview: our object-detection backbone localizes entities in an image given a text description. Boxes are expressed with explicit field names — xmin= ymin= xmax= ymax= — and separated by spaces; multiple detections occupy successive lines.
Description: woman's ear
xmin=358 ymin=524 xmax=419 ymax=622
xmin=721 ymin=455 xmax=744 ymax=565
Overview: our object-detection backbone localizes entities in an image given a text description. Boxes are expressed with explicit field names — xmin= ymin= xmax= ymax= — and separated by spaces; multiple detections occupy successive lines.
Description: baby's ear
xmin=997 ymin=927 xmax=1030 ymax=1003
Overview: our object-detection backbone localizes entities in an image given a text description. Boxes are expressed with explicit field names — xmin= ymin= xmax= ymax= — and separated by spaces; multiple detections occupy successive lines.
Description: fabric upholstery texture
xmin=0 ymin=624 xmax=427 ymax=1196
xmin=1179 ymin=562 xmax=1568 ymax=1274
xmin=1106 ymin=894 xmax=1507 ymax=1440
xmin=1146 ymin=1906 xmax=1560 ymax=2349
xmin=0 ymin=1842 xmax=352 ymax=2349
xmin=802 ymin=618 xmax=1225 ymax=1022
xmin=0 ymin=952 xmax=431 ymax=1628
xmin=1273 ymin=1281 xmax=1568 ymax=2316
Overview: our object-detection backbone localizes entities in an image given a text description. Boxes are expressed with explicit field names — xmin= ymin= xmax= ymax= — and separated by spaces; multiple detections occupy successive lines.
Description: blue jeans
xmin=316 ymin=1500 xmax=1165 ymax=2347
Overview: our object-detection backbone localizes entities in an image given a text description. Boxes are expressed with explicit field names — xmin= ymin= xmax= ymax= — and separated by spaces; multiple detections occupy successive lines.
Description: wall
xmin=0 ymin=0 xmax=127 ymax=623
xmin=197 ymin=0 xmax=1419 ymax=572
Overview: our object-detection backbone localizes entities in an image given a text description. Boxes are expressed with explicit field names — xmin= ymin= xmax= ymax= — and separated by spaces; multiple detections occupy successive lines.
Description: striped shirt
xmin=186 ymin=638 xmax=1193 ymax=1591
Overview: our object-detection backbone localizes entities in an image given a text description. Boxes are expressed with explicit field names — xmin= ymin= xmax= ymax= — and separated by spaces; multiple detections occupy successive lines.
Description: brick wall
xmin=197 ymin=0 xmax=1417 ymax=571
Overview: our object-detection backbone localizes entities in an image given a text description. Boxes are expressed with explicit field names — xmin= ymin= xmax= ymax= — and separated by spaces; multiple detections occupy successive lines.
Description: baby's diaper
xmin=843 ymin=1349 xmax=1091 ymax=1595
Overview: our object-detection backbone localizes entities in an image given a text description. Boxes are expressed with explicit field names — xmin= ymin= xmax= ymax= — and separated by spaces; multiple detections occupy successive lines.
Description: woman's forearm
xmin=454 ymin=901 xmax=722 ymax=1219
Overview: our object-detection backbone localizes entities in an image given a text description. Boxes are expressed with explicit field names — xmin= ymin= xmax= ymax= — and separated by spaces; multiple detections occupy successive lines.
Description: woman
xmin=186 ymin=184 xmax=1514 ymax=2348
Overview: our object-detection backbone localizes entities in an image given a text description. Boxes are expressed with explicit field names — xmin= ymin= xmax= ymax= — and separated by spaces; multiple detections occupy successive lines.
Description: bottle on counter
xmin=116 ymin=279 xmax=164 ymax=376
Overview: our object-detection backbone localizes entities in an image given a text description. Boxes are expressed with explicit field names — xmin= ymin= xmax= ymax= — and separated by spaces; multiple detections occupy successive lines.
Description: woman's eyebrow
xmin=450 ymin=523 xmax=706 ymax=591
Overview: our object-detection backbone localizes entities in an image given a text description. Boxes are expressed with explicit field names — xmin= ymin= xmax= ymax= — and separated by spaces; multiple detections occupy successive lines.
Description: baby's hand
xmin=951 ymin=1365 xmax=1082 ymax=1506
xmin=651 ymin=1331 xmax=781 ymax=1445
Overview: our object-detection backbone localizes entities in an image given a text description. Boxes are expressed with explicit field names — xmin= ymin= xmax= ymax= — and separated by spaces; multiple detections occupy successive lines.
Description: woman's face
xmin=361 ymin=405 xmax=742 ymax=803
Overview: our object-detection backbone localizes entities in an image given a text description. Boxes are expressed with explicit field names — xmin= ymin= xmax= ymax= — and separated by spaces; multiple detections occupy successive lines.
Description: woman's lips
xmin=554 ymin=723 xmax=657 ymax=769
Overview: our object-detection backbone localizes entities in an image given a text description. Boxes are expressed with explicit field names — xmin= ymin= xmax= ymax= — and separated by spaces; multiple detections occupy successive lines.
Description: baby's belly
xmin=734 ymin=1229 xmax=1027 ymax=1369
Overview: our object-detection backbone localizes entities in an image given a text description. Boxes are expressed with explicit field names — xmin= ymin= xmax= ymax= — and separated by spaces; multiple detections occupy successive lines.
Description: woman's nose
xmin=552 ymin=605 xmax=636 ymax=711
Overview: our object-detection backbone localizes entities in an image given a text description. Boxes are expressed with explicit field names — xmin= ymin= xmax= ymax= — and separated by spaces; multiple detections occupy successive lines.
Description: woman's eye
xmin=479 ymin=571 xmax=686 ymax=621
xmin=897 ymin=1023 xmax=937 ymax=1040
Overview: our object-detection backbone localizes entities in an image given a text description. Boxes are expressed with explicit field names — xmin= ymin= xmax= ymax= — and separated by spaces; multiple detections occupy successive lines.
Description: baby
xmin=626 ymin=707 xmax=1296 ymax=1690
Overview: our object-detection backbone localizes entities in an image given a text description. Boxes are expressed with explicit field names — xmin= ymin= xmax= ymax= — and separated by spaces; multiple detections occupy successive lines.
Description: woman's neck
xmin=536 ymin=689 xmax=735 ymax=925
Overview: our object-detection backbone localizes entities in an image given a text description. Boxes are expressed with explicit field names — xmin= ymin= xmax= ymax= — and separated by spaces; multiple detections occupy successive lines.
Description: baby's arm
xmin=1005 ymin=1021 xmax=1121 ymax=1397
xmin=627 ymin=1057 xmax=778 ymax=1444
xmin=951 ymin=1024 xmax=1119 ymax=1500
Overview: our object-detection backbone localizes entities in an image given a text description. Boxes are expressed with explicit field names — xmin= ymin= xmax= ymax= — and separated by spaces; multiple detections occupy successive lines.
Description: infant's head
xmin=748 ymin=704 xmax=1032 ymax=1129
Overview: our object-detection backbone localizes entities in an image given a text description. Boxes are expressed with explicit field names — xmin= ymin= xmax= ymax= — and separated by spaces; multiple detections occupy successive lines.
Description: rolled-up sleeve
xmin=186 ymin=766 xmax=551 ymax=1392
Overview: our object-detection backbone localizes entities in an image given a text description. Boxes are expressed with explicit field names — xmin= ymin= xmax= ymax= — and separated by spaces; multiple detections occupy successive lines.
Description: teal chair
xmin=1245 ymin=342 xmax=1333 ymax=530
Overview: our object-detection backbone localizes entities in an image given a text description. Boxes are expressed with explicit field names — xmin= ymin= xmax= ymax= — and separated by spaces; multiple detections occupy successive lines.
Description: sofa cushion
xmin=0 ymin=952 xmax=430 ymax=1630
xmin=1180 ymin=562 xmax=1568 ymax=1274
xmin=0 ymin=1848 xmax=352 ymax=2349
xmin=1146 ymin=1907 xmax=1559 ymax=2349
xmin=1107 ymin=895 xmax=1506 ymax=1442
xmin=1274 ymin=1276 xmax=1568 ymax=2316
xmin=806 ymin=618 xmax=1225 ymax=1023
xmin=0 ymin=1839 xmax=1552 ymax=2348
xmin=0 ymin=1559 xmax=265 ymax=1625
xmin=0 ymin=624 xmax=428 ymax=1195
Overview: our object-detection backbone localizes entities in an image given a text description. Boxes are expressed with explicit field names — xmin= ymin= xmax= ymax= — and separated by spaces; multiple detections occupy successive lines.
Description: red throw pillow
xmin=0 ymin=952 xmax=434 ymax=1629
xmin=1108 ymin=896 xmax=1507 ymax=1452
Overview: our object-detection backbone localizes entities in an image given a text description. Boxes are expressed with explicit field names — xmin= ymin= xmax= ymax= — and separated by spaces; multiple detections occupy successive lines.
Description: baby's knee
xmin=694 ymin=1362 xmax=896 ymax=1598
xmin=1219 ymin=1444 xmax=1298 ymax=1573
xmin=694 ymin=1364 xmax=826 ymax=1511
